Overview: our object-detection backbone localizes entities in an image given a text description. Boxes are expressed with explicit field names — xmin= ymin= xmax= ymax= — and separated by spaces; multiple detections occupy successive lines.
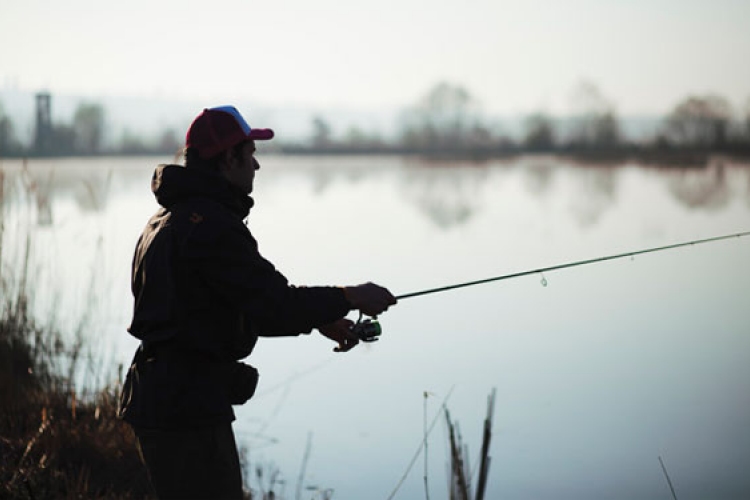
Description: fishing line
xmin=395 ymin=230 xmax=750 ymax=300
xmin=253 ymin=356 xmax=338 ymax=398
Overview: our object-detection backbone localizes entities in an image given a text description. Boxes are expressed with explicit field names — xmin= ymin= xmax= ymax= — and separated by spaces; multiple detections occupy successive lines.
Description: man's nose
xmin=253 ymin=157 xmax=260 ymax=170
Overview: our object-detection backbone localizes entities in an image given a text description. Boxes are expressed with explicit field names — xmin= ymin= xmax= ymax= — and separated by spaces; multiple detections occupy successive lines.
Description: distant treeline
xmin=2 ymin=82 xmax=750 ymax=160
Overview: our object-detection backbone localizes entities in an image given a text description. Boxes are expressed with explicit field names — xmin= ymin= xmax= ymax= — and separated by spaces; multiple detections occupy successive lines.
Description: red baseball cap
xmin=186 ymin=105 xmax=274 ymax=159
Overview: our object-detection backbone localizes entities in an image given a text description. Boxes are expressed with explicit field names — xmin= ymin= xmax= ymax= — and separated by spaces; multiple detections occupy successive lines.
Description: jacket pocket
xmin=226 ymin=362 xmax=259 ymax=405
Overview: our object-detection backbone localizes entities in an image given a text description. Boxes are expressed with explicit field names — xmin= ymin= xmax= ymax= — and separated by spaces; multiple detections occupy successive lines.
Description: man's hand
xmin=343 ymin=282 xmax=397 ymax=316
xmin=318 ymin=318 xmax=359 ymax=353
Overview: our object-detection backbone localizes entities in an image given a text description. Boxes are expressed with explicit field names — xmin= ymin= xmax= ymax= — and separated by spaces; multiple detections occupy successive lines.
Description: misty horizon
xmin=1 ymin=86 xmax=675 ymax=148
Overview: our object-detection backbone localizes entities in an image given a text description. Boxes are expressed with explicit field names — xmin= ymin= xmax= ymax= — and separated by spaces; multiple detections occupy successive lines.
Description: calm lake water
xmin=2 ymin=154 xmax=749 ymax=499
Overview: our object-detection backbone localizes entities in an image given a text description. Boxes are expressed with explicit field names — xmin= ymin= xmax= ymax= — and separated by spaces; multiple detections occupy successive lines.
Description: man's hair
xmin=184 ymin=142 xmax=247 ymax=171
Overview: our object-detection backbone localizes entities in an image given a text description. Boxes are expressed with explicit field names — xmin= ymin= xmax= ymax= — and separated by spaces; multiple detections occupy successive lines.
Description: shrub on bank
xmin=0 ymin=293 xmax=153 ymax=499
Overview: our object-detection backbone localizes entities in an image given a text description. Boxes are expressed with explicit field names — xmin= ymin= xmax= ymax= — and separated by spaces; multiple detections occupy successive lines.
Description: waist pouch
xmin=226 ymin=362 xmax=259 ymax=405
xmin=141 ymin=344 xmax=260 ymax=405
xmin=120 ymin=345 xmax=260 ymax=426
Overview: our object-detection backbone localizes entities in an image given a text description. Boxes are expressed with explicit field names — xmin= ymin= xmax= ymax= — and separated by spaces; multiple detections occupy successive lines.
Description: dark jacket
xmin=119 ymin=164 xmax=351 ymax=428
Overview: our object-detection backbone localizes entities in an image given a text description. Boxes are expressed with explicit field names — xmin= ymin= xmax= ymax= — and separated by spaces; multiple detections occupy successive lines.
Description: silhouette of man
xmin=119 ymin=105 xmax=396 ymax=499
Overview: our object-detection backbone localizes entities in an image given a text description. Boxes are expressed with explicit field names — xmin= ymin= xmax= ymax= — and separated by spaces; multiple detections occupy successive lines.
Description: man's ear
xmin=217 ymin=149 xmax=234 ymax=172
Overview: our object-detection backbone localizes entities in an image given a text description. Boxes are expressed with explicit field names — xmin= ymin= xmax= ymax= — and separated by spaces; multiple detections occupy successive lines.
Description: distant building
xmin=34 ymin=92 xmax=52 ymax=154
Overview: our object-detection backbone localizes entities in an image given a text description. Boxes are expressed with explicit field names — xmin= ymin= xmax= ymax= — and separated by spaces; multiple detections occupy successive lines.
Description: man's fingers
xmin=334 ymin=336 xmax=359 ymax=353
xmin=319 ymin=318 xmax=359 ymax=353
xmin=344 ymin=282 xmax=398 ymax=316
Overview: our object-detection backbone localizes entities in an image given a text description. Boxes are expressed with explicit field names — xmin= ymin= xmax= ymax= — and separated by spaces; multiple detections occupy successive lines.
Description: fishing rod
xmin=395 ymin=230 xmax=750 ymax=300
xmin=350 ymin=230 xmax=750 ymax=341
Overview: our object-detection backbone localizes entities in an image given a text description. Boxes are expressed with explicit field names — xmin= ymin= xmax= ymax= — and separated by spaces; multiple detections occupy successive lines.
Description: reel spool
xmin=351 ymin=313 xmax=382 ymax=342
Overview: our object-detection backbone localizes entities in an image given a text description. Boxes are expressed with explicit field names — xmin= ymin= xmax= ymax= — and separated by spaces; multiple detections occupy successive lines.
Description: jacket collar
xmin=152 ymin=164 xmax=254 ymax=218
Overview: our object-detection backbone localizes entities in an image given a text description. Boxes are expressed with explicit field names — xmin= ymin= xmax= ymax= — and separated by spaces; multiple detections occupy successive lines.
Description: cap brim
xmin=248 ymin=128 xmax=274 ymax=141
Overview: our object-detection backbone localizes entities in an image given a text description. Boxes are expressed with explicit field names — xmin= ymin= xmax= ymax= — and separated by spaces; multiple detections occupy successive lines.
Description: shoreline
xmin=3 ymin=147 xmax=750 ymax=167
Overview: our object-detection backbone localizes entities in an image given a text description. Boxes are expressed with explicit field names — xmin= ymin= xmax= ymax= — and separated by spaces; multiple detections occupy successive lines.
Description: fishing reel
xmin=351 ymin=313 xmax=382 ymax=342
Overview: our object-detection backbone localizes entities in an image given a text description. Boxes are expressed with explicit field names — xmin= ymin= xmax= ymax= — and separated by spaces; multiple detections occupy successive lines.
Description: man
xmin=118 ymin=105 xmax=397 ymax=499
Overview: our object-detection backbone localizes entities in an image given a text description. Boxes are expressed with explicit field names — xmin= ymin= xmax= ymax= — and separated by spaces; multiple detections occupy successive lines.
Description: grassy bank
xmin=0 ymin=174 xmax=153 ymax=498
xmin=0 ymin=290 xmax=154 ymax=499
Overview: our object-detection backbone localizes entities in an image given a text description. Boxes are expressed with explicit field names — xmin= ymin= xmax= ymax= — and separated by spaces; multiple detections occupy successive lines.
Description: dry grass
xmin=445 ymin=389 xmax=496 ymax=500
xmin=0 ymin=289 xmax=154 ymax=499
xmin=0 ymin=176 xmax=154 ymax=499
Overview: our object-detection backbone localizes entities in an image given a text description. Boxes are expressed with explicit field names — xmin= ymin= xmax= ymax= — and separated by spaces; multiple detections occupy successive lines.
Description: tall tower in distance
xmin=34 ymin=91 xmax=52 ymax=154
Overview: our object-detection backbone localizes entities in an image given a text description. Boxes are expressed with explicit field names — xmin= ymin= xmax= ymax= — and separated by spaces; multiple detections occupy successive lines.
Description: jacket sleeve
xmin=190 ymin=218 xmax=352 ymax=337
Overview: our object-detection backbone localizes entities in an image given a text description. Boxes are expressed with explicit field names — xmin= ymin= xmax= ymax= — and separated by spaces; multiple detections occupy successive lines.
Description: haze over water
xmin=2 ymin=155 xmax=749 ymax=499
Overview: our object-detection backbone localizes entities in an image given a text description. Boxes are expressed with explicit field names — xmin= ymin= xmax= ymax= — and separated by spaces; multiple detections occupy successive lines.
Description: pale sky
xmin=1 ymin=0 xmax=749 ymax=116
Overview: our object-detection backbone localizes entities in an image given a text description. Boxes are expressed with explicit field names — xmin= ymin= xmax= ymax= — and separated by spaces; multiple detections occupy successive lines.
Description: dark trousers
xmin=135 ymin=423 xmax=244 ymax=500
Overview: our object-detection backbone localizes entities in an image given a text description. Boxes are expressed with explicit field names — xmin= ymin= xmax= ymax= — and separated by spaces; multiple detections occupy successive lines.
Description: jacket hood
xmin=151 ymin=164 xmax=254 ymax=217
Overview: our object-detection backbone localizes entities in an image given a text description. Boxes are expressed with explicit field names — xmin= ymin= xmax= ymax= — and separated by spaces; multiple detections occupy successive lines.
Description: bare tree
xmin=523 ymin=112 xmax=556 ymax=150
xmin=400 ymin=82 xmax=487 ymax=149
xmin=663 ymin=95 xmax=732 ymax=147
xmin=310 ymin=116 xmax=332 ymax=147
xmin=73 ymin=102 xmax=106 ymax=154
xmin=0 ymin=101 xmax=22 ymax=156
xmin=567 ymin=81 xmax=620 ymax=147
xmin=157 ymin=128 xmax=181 ymax=155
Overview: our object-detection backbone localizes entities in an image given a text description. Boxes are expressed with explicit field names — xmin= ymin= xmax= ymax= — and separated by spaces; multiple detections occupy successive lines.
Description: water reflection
xmin=3 ymin=157 xmax=750 ymax=233
xmin=74 ymin=170 xmax=112 ymax=213
xmin=400 ymin=160 xmax=491 ymax=228
xmin=567 ymin=165 xmax=617 ymax=227
xmin=521 ymin=158 xmax=556 ymax=196
xmin=20 ymin=162 xmax=54 ymax=226
xmin=665 ymin=162 xmax=730 ymax=210
xmin=3 ymin=162 xmax=113 ymax=227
